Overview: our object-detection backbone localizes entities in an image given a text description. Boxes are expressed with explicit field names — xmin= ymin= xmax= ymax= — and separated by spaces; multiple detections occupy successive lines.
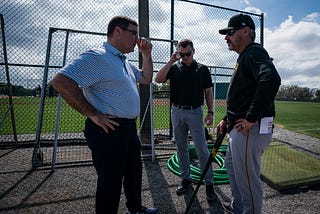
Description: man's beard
xmin=227 ymin=41 xmax=235 ymax=51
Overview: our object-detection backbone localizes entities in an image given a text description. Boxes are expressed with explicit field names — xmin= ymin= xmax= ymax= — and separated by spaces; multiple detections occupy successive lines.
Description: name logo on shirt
xmin=233 ymin=63 xmax=239 ymax=76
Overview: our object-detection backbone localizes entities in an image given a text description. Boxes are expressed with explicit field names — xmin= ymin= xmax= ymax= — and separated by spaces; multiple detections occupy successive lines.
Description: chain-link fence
xmin=0 ymin=0 xmax=263 ymax=167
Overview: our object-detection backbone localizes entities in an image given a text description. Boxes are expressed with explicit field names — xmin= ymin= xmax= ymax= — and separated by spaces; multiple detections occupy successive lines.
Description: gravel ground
xmin=0 ymin=127 xmax=319 ymax=214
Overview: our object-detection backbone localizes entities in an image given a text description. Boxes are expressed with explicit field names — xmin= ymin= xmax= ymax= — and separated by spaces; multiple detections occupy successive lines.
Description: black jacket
xmin=225 ymin=43 xmax=281 ymax=124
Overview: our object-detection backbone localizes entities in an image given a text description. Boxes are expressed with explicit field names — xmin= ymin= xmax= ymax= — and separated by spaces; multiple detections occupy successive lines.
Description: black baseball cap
xmin=219 ymin=14 xmax=255 ymax=35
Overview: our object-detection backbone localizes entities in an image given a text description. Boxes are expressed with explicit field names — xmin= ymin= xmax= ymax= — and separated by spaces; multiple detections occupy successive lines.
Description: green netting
xmin=261 ymin=141 xmax=320 ymax=191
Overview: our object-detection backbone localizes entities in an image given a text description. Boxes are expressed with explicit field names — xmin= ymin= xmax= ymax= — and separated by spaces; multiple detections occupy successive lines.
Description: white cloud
xmin=4 ymin=0 xmax=319 ymax=89
xmin=282 ymin=75 xmax=320 ymax=89
xmin=264 ymin=13 xmax=320 ymax=89
xmin=303 ymin=12 xmax=320 ymax=23
xmin=244 ymin=6 xmax=263 ymax=16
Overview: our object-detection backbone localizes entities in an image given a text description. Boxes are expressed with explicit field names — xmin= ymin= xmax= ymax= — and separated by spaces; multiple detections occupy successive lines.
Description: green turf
xmin=275 ymin=101 xmax=320 ymax=138
xmin=1 ymin=98 xmax=320 ymax=139
xmin=261 ymin=141 xmax=320 ymax=191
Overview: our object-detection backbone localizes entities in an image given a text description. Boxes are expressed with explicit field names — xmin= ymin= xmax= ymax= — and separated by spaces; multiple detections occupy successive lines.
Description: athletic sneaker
xmin=176 ymin=179 xmax=192 ymax=195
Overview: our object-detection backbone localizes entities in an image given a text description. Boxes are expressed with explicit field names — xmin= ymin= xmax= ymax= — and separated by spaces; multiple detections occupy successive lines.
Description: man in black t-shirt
xmin=155 ymin=39 xmax=216 ymax=202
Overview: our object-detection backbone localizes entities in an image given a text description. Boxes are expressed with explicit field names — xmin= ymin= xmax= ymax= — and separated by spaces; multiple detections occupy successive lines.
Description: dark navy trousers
xmin=84 ymin=118 xmax=142 ymax=214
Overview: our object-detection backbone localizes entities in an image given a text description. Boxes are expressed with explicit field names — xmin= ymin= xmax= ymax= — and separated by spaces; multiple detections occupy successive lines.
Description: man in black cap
xmin=216 ymin=14 xmax=281 ymax=214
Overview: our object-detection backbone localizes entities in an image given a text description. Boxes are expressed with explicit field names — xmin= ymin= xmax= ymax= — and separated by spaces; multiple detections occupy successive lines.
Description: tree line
xmin=1 ymin=83 xmax=319 ymax=102
xmin=276 ymin=85 xmax=320 ymax=102
xmin=153 ymin=83 xmax=320 ymax=102
xmin=0 ymin=83 xmax=57 ymax=98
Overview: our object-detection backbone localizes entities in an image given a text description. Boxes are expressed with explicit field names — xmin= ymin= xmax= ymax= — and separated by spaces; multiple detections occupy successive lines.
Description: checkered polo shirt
xmin=59 ymin=42 xmax=143 ymax=118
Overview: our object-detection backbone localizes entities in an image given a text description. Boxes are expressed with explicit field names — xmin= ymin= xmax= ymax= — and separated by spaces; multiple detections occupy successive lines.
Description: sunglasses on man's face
xmin=227 ymin=26 xmax=248 ymax=37
xmin=179 ymin=51 xmax=192 ymax=57
xmin=226 ymin=29 xmax=237 ymax=36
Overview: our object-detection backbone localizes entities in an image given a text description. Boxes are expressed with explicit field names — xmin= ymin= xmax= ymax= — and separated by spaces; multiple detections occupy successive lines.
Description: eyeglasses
xmin=226 ymin=29 xmax=237 ymax=36
xmin=179 ymin=51 xmax=192 ymax=57
xmin=120 ymin=27 xmax=138 ymax=37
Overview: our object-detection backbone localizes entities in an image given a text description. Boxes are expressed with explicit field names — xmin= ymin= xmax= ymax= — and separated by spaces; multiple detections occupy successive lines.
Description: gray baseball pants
xmin=171 ymin=105 xmax=214 ymax=185
xmin=226 ymin=122 xmax=272 ymax=214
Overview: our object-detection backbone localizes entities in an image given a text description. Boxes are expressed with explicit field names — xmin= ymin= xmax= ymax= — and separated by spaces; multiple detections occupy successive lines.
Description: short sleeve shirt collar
xmin=103 ymin=42 xmax=124 ymax=59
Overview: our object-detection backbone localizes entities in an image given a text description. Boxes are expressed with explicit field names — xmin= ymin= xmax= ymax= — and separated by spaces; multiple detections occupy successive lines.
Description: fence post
xmin=32 ymin=28 xmax=54 ymax=167
xmin=1 ymin=14 xmax=18 ymax=144
xmin=138 ymin=0 xmax=152 ymax=145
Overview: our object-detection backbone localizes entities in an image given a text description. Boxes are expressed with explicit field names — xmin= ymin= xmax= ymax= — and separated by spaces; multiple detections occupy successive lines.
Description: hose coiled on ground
xmin=167 ymin=144 xmax=229 ymax=184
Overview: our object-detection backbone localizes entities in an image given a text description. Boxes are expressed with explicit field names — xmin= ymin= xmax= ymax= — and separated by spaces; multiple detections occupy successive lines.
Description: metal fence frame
xmin=0 ymin=1 xmax=263 ymax=168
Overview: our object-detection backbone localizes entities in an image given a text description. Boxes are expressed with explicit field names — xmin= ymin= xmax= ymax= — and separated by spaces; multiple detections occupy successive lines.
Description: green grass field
xmin=274 ymin=101 xmax=320 ymax=138
xmin=1 ymin=98 xmax=319 ymax=139
xmin=261 ymin=140 xmax=320 ymax=190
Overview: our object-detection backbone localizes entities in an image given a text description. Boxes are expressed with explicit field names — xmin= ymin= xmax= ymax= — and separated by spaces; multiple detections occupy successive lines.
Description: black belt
xmin=112 ymin=117 xmax=136 ymax=123
xmin=173 ymin=103 xmax=200 ymax=110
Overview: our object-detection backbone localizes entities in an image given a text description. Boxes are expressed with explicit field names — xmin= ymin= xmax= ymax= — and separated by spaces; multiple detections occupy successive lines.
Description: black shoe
xmin=222 ymin=202 xmax=234 ymax=214
xmin=205 ymin=184 xmax=217 ymax=201
xmin=126 ymin=207 xmax=159 ymax=214
xmin=176 ymin=179 xmax=192 ymax=195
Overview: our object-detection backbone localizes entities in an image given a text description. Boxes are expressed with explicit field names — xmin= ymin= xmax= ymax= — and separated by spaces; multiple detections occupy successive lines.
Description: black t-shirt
xmin=166 ymin=60 xmax=212 ymax=106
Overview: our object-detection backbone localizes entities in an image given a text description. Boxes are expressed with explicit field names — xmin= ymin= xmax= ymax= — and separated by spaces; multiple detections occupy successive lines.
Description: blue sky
xmin=248 ymin=0 xmax=320 ymax=29
xmin=202 ymin=0 xmax=320 ymax=28
xmin=198 ymin=0 xmax=320 ymax=89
